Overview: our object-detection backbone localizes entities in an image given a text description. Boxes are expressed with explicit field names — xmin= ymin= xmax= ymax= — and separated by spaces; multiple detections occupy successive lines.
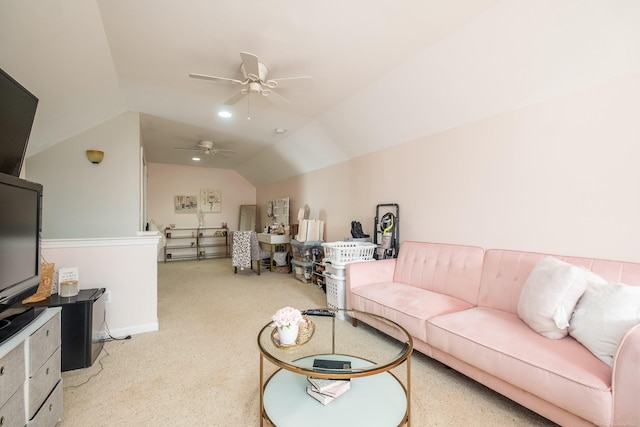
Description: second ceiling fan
xmin=173 ymin=140 xmax=235 ymax=157
xmin=189 ymin=52 xmax=311 ymax=106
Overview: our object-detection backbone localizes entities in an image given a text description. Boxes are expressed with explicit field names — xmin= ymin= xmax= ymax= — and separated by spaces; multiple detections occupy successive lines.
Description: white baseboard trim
xmin=103 ymin=321 xmax=159 ymax=339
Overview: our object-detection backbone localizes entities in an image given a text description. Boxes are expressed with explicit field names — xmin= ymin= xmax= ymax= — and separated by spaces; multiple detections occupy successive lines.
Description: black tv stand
xmin=24 ymin=288 xmax=106 ymax=371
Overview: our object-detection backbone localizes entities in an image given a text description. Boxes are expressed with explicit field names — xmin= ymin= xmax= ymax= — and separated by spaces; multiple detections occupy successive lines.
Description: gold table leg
xmin=259 ymin=354 xmax=264 ymax=427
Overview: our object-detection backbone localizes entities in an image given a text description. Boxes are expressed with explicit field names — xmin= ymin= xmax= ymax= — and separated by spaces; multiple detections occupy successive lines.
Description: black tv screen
xmin=0 ymin=173 xmax=42 ymax=311
xmin=0 ymin=68 xmax=39 ymax=177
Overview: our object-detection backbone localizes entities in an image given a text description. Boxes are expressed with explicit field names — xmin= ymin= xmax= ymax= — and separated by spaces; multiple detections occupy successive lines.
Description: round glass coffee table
xmin=257 ymin=308 xmax=413 ymax=427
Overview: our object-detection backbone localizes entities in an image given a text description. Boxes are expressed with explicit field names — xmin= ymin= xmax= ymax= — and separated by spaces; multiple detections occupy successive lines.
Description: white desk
xmin=257 ymin=233 xmax=291 ymax=272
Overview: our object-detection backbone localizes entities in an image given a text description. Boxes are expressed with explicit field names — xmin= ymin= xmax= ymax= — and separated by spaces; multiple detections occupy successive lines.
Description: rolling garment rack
xmin=374 ymin=203 xmax=399 ymax=259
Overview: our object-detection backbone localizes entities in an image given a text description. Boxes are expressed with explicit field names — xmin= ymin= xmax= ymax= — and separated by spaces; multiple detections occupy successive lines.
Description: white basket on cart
xmin=321 ymin=241 xmax=376 ymax=265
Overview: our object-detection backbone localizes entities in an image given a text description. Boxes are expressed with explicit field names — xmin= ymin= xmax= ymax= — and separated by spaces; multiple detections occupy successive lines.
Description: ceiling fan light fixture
xmin=248 ymin=82 xmax=262 ymax=93
xmin=275 ymin=128 xmax=287 ymax=134
xmin=218 ymin=111 xmax=232 ymax=118
xmin=192 ymin=157 xmax=201 ymax=161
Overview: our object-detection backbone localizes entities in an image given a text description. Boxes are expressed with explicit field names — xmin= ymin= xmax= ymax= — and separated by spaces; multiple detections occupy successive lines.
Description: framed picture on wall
xmin=174 ymin=195 xmax=198 ymax=213
xmin=200 ymin=188 xmax=221 ymax=213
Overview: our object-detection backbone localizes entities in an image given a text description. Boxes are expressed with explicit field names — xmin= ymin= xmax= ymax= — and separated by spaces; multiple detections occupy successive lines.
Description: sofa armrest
xmin=346 ymin=259 xmax=396 ymax=291
xmin=612 ymin=322 xmax=640 ymax=426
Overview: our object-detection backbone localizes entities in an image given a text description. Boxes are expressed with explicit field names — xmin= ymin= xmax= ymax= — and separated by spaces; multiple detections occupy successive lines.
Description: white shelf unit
xmin=197 ymin=227 xmax=230 ymax=260
xmin=164 ymin=227 xmax=229 ymax=262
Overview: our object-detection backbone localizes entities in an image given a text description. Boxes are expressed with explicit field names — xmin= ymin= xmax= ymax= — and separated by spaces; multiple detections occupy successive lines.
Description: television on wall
xmin=0 ymin=67 xmax=39 ymax=177
xmin=0 ymin=172 xmax=43 ymax=315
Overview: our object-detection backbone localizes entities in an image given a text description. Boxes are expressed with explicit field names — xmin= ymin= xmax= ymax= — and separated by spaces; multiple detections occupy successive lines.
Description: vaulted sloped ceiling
xmin=1 ymin=1 xmax=639 ymax=186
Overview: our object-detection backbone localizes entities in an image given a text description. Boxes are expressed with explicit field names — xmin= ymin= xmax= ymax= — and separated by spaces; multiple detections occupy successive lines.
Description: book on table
xmin=307 ymin=376 xmax=350 ymax=394
xmin=307 ymin=358 xmax=352 ymax=404
xmin=312 ymin=358 xmax=352 ymax=371
xmin=305 ymin=380 xmax=351 ymax=405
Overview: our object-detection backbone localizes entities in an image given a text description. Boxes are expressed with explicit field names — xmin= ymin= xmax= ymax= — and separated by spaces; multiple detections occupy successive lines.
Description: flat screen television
xmin=0 ymin=67 xmax=39 ymax=177
xmin=0 ymin=172 xmax=43 ymax=314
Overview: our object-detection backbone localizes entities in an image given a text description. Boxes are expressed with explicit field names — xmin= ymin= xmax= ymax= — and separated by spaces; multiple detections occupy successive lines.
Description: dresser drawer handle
xmin=49 ymin=403 xmax=53 ymax=412
xmin=46 ymin=329 xmax=50 ymax=337
xmin=0 ymin=365 xmax=4 ymax=376
xmin=46 ymin=367 xmax=50 ymax=375
xmin=0 ymin=415 xmax=4 ymax=426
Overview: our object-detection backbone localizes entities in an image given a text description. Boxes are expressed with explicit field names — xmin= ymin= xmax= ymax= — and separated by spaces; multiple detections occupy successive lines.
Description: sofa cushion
xmin=427 ymin=307 xmax=612 ymax=425
xmin=517 ymin=256 xmax=593 ymax=339
xmin=569 ymin=281 xmax=640 ymax=367
xmin=349 ymin=282 xmax=473 ymax=343
xmin=393 ymin=241 xmax=484 ymax=306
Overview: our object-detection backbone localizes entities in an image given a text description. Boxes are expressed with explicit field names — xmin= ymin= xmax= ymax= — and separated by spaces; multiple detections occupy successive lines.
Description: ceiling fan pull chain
xmin=247 ymin=93 xmax=251 ymax=120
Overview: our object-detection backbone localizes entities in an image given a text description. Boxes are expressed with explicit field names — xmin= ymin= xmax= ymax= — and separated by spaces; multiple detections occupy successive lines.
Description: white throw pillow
xmin=517 ymin=256 xmax=594 ymax=339
xmin=569 ymin=282 xmax=640 ymax=367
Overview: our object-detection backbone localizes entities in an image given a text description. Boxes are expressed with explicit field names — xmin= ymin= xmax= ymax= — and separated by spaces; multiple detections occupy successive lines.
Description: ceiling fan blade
xmin=211 ymin=151 xmax=234 ymax=158
xmin=264 ymin=90 xmax=291 ymax=106
xmin=212 ymin=149 xmax=236 ymax=154
xmin=223 ymin=91 xmax=247 ymax=105
xmin=268 ymin=76 xmax=312 ymax=87
xmin=188 ymin=73 xmax=245 ymax=85
xmin=240 ymin=52 xmax=261 ymax=80
xmin=173 ymin=147 xmax=201 ymax=152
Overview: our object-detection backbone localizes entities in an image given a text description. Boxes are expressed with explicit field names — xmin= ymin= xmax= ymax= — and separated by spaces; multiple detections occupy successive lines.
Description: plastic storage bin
xmin=291 ymin=259 xmax=313 ymax=283
xmin=290 ymin=239 xmax=324 ymax=262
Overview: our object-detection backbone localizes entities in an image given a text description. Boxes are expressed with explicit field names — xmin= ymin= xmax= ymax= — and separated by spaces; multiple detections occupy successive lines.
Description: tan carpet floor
xmin=59 ymin=259 xmax=558 ymax=426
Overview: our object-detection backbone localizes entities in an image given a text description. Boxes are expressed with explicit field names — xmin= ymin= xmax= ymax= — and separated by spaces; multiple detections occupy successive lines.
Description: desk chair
xmin=231 ymin=231 xmax=271 ymax=275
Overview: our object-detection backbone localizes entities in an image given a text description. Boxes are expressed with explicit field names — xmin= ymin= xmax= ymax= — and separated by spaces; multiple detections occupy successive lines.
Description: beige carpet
xmin=59 ymin=259 xmax=558 ymax=426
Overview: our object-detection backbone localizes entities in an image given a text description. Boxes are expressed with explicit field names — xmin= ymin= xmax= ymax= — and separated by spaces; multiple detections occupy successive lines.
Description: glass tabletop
xmin=257 ymin=308 xmax=412 ymax=378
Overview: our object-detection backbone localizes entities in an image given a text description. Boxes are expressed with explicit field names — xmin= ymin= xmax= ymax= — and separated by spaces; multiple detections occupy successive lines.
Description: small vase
xmin=278 ymin=324 xmax=299 ymax=345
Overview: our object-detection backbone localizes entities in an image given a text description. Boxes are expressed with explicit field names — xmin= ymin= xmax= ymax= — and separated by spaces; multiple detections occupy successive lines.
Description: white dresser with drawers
xmin=0 ymin=308 xmax=62 ymax=427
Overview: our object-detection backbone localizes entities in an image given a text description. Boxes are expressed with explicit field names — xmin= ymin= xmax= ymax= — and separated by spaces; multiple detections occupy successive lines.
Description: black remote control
xmin=302 ymin=309 xmax=335 ymax=317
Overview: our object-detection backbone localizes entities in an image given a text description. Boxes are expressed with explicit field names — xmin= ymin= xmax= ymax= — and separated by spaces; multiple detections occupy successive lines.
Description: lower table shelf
xmin=262 ymin=355 xmax=408 ymax=427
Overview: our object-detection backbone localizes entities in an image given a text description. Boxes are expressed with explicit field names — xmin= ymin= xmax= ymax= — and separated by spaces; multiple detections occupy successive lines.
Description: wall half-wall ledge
xmin=42 ymin=232 xmax=161 ymax=249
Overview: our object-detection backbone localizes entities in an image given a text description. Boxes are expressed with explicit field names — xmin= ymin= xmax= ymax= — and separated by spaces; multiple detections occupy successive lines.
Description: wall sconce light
xmin=86 ymin=150 xmax=104 ymax=164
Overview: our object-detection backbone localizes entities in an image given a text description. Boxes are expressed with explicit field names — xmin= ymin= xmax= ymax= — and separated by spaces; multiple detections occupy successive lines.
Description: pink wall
xmin=258 ymin=73 xmax=640 ymax=263
xmin=42 ymin=236 xmax=160 ymax=337
xmin=147 ymin=163 xmax=256 ymax=233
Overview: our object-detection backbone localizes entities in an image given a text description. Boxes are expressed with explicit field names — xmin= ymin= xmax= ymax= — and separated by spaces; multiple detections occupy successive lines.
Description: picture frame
xmin=200 ymin=188 xmax=222 ymax=213
xmin=174 ymin=195 xmax=198 ymax=213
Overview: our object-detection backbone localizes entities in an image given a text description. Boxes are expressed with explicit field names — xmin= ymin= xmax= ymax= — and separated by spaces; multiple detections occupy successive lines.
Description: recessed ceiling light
xmin=218 ymin=111 xmax=232 ymax=118
xmin=192 ymin=157 xmax=201 ymax=161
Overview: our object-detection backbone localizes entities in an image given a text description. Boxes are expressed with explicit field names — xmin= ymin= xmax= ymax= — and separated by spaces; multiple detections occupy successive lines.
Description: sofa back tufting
xmin=478 ymin=249 xmax=640 ymax=314
xmin=393 ymin=241 xmax=485 ymax=306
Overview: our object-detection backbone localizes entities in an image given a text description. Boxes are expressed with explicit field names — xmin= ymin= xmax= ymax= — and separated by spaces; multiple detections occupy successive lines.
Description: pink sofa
xmin=346 ymin=241 xmax=640 ymax=427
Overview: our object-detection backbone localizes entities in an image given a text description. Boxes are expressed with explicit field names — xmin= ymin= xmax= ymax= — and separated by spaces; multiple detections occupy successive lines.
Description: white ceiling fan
xmin=173 ymin=140 xmax=235 ymax=157
xmin=189 ymin=52 xmax=311 ymax=106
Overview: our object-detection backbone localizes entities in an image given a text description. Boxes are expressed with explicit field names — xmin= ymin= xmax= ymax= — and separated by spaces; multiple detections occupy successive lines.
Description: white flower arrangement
xmin=272 ymin=306 xmax=303 ymax=328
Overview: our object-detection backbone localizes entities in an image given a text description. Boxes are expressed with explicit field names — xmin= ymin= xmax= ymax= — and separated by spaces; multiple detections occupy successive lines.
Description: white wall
xmin=24 ymin=111 xmax=158 ymax=337
xmin=25 ymin=111 xmax=141 ymax=239
xmin=258 ymin=72 xmax=640 ymax=263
